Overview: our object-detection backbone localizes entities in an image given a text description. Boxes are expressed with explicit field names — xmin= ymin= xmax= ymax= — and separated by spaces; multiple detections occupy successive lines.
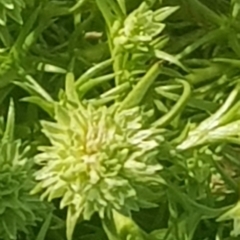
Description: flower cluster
xmin=113 ymin=3 xmax=165 ymax=52
xmin=31 ymin=82 xmax=164 ymax=240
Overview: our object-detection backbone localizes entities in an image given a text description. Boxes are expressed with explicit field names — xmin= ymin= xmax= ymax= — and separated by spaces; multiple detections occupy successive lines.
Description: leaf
xmin=154 ymin=6 xmax=180 ymax=22
xmin=150 ymin=229 xmax=168 ymax=240
xmin=117 ymin=0 xmax=126 ymax=15
xmin=2 ymin=215 xmax=16 ymax=240
xmin=232 ymin=0 xmax=240 ymax=18
xmin=75 ymin=59 xmax=113 ymax=87
xmin=3 ymin=98 xmax=15 ymax=142
xmin=14 ymin=74 xmax=53 ymax=102
xmin=153 ymin=79 xmax=191 ymax=127
xmin=65 ymin=72 xmax=79 ymax=103
xmin=183 ymin=0 xmax=223 ymax=26
xmin=119 ymin=62 xmax=162 ymax=111
xmin=102 ymin=214 xmax=119 ymax=240
xmin=21 ymin=96 xmax=54 ymax=116
xmin=55 ymin=105 xmax=71 ymax=126
xmin=0 ymin=8 xmax=6 ymax=26
xmin=78 ymin=73 xmax=117 ymax=97
xmin=101 ymin=82 xmax=130 ymax=98
xmin=0 ymin=85 xmax=13 ymax=105
xmin=7 ymin=4 xmax=23 ymax=25
xmin=66 ymin=205 xmax=82 ymax=240
xmin=0 ymin=25 xmax=11 ymax=47
xmin=155 ymin=50 xmax=189 ymax=72
xmin=37 ymin=62 xmax=66 ymax=73
xmin=154 ymin=100 xmax=168 ymax=113
xmin=12 ymin=5 xmax=42 ymax=53
xmin=3 ymin=0 xmax=14 ymax=10
xmin=213 ymin=58 xmax=240 ymax=68
xmin=36 ymin=213 xmax=52 ymax=240
xmin=176 ymin=28 xmax=226 ymax=60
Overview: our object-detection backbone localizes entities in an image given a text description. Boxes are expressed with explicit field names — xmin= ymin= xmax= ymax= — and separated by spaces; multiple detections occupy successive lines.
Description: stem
xmin=75 ymin=59 xmax=113 ymax=87
xmin=198 ymin=85 xmax=239 ymax=131
xmin=3 ymin=99 xmax=15 ymax=142
xmin=118 ymin=62 xmax=162 ymax=111
xmin=153 ymin=79 xmax=191 ymax=127
xmin=176 ymin=28 xmax=225 ymax=60
xmin=78 ymin=72 xmax=118 ymax=98
xmin=185 ymin=63 xmax=227 ymax=85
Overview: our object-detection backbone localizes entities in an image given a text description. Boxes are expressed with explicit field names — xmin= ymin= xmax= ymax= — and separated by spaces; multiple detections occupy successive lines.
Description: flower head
xmin=31 ymin=77 xmax=164 ymax=240
xmin=113 ymin=3 xmax=165 ymax=51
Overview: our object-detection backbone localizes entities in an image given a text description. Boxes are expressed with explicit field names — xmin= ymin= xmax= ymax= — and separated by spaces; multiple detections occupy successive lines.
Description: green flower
xmin=0 ymin=100 xmax=49 ymax=240
xmin=31 ymin=77 xmax=164 ymax=240
xmin=113 ymin=3 xmax=178 ymax=52
xmin=114 ymin=3 xmax=165 ymax=51
xmin=0 ymin=0 xmax=25 ymax=26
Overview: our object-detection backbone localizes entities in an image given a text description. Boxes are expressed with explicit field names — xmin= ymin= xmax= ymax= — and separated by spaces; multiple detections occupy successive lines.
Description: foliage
xmin=0 ymin=99 xmax=50 ymax=240
xmin=1 ymin=0 xmax=240 ymax=240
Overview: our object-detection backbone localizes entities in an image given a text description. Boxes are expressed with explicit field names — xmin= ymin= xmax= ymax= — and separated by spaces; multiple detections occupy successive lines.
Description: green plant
xmin=2 ymin=0 xmax=240 ymax=240
xmin=0 ymin=100 xmax=50 ymax=240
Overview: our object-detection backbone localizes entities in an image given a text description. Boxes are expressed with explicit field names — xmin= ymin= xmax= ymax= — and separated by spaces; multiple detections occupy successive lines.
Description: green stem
xmin=198 ymin=84 xmax=239 ymax=131
xmin=176 ymin=28 xmax=226 ymax=60
xmin=78 ymin=72 xmax=118 ymax=98
xmin=102 ymin=213 xmax=119 ymax=240
xmin=113 ymin=46 xmax=125 ymax=86
xmin=118 ymin=62 xmax=162 ymax=111
xmin=3 ymin=99 xmax=14 ymax=142
xmin=185 ymin=63 xmax=227 ymax=85
xmin=75 ymin=59 xmax=113 ymax=87
xmin=11 ymin=5 xmax=42 ymax=56
xmin=167 ymin=183 xmax=227 ymax=218
xmin=153 ymin=79 xmax=191 ymax=127
xmin=101 ymin=82 xmax=130 ymax=98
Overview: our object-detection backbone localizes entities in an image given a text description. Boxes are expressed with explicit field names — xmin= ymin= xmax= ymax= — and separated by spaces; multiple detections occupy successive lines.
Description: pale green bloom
xmin=113 ymin=3 xmax=165 ymax=51
xmin=31 ymin=78 xmax=164 ymax=240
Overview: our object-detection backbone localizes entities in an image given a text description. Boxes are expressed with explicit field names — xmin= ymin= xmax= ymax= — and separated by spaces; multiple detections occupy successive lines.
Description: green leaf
xmin=155 ymin=50 xmax=189 ymax=72
xmin=0 ymin=8 xmax=6 ymax=26
xmin=65 ymin=72 xmax=79 ymax=103
xmin=14 ymin=74 xmax=53 ymax=102
xmin=153 ymin=79 xmax=191 ymax=127
xmin=3 ymin=98 xmax=15 ymax=142
xmin=154 ymin=6 xmax=180 ymax=22
xmin=66 ymin=205 xmax=82 ymax=240
xmin=75 ymin=59 xmax=113 ymax=87
xmin=232 ymin=0 xmax=240 ymax=18
xmin=101 ymin=82 xmax=130 ymax=98
xmin=176 ymin=28 xmax=226 ymax=60
xmin=21 ymin=96 xmax=54 ymax=117
xmin=119 ymin=62 xmax=162 ymax=110
xmin=36 ymin=213 xmax=52 ymax=240
xmin=182 ymin=0 xmax=224 ymax=26
xmin=78 ymin=73 xmax=117 ymax=98
xmin=7 ymin=4 xmax=23 ymax=24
